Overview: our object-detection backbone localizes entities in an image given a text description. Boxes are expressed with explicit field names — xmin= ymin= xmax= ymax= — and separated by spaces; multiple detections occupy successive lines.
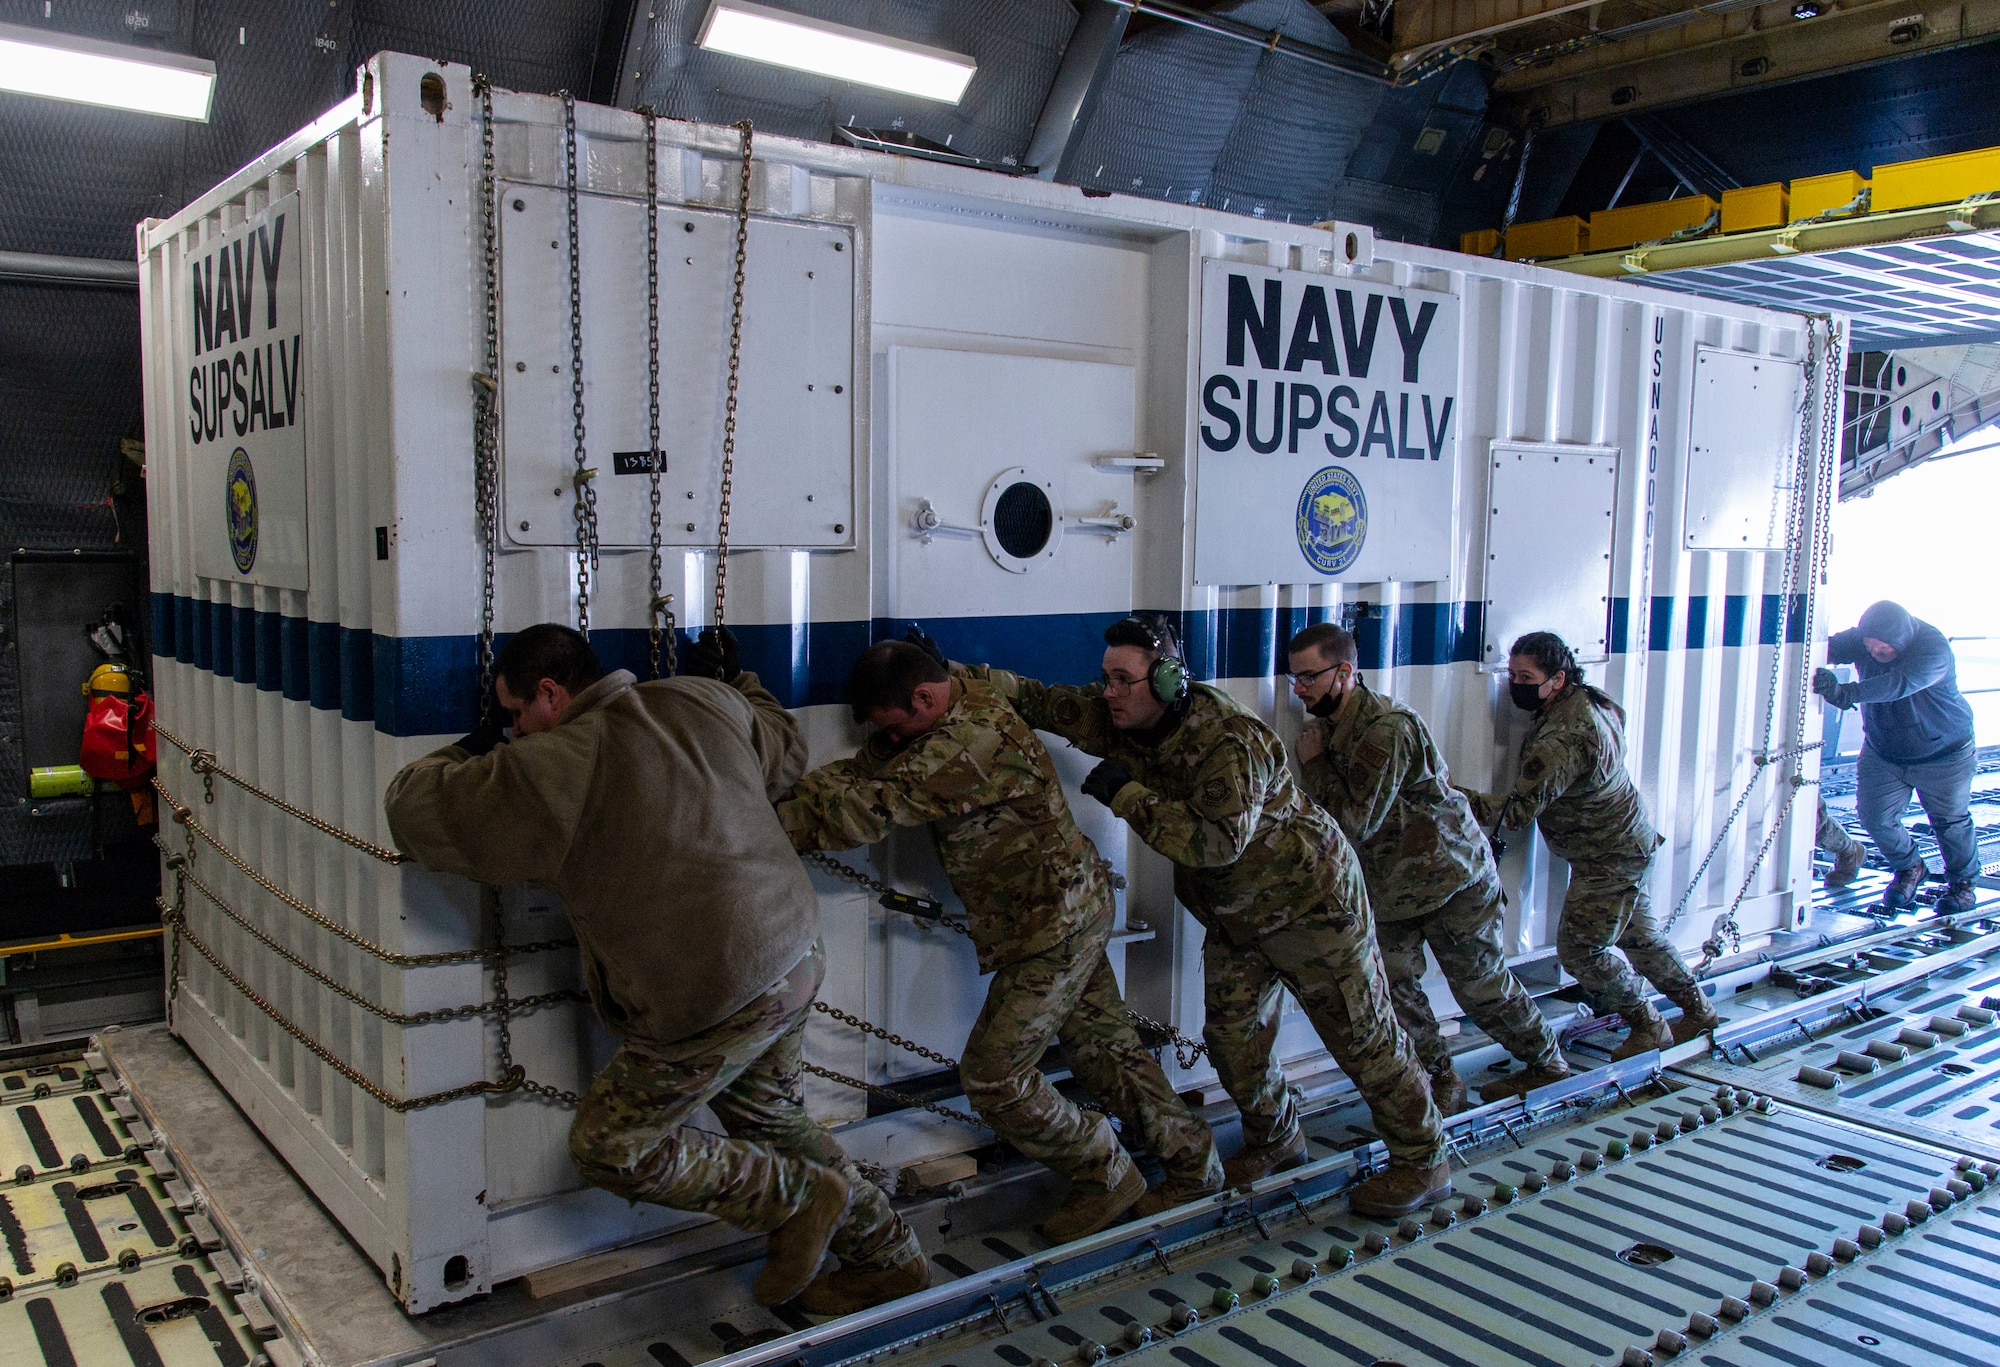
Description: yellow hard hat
xmin=85 ymin=662 xmax=135 ymax=698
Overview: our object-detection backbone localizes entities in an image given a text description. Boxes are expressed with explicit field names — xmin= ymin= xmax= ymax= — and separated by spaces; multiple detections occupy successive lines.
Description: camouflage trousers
xmin=961 ymin=905 xmax=1221 ymax=1192
xmin=1815 ymin=796 xmax=1860 ymax=856
xmin=1376 ymin=877 xmax=1561 ymax=1073
xmin=1202 ymin=901 xmax=1445 ymax=1169
xmin=1556 ymin=856 xmax=1697 ymax=1019
xmin=568 ymin=941 xmax=919 ymax=1272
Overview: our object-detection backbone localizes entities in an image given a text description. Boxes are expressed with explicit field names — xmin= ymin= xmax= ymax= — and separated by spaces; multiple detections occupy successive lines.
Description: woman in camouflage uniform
xmin=1462 ymin=632 xmax=1717 ymax=1070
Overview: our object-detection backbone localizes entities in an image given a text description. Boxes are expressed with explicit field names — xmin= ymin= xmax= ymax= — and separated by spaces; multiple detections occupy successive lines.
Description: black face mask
xmin=1509 ymin=681 xmax=1546 ymax=713
xmin=1307 ymin=691 xmax=1340 ymax=718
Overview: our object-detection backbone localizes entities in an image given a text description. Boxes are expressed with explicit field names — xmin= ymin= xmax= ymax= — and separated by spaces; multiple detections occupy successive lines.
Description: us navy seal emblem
xmin=1296 ymin=466 xmax=1366 ymax=575
xmin=226 ymin=447 xmax=258 ymax=574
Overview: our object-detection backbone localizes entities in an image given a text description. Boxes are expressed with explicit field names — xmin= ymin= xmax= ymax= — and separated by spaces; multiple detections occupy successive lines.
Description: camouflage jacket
xmin=1298 ymin=680 xmax=1496 ymax=922
xmin=1463 ymin=684 xmax=1660 ymax=867
xmin=962 ymin=667 xmax=1366 ymax=946
xmin=776 ymin=677 xmax=1109 ymax=973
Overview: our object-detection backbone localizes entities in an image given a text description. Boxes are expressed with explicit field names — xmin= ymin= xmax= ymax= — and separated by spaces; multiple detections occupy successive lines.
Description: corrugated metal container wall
xmin=137 ymin=56 xmax=1840 ymax=1310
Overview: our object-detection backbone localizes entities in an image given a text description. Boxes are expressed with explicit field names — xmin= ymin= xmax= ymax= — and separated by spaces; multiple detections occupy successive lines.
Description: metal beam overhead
xmin=1623 ymin=113 xmax=1740 ymax=198
xmin=0 ymin=251 xmax=139 ymax=289
xmin=1118 ymin=0 xmax=1391 ymax=83
xmin=590 ymin=0 xmax=650 ymax=109
xmin=1026 ymin=0 xmax=1132 ymax=180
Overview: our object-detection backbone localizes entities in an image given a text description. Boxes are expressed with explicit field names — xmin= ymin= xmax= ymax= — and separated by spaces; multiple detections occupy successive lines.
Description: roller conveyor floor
xmin=17 ymin=883 xmax=2000 ymax=1367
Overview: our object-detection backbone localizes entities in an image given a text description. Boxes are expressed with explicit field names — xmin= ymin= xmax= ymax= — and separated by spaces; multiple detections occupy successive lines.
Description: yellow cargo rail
xmin=1465 ymin=143 xmax=2000 ymax=267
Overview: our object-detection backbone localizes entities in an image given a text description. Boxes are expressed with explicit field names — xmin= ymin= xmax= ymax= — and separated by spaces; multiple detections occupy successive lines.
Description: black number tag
xmin=879 ymin=890 xmax=946 ymax=919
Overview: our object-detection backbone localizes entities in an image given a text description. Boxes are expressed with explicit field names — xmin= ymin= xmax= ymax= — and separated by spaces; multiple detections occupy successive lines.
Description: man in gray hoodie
xmin=1815 ymin=601 xmax=1979 ymax=914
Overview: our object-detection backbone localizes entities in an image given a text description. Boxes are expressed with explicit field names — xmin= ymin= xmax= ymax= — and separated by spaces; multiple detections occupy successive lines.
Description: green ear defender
xmin=1107 ymin=613 xmax=1191 ymax=706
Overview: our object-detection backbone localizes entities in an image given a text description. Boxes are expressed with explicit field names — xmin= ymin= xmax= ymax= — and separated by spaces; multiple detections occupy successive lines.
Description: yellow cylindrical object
xmin=31 ymin=765 xmax=93 ymax=798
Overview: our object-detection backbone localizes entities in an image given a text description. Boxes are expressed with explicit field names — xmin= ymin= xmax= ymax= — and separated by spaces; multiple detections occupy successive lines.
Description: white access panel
xmin=499 ymin=186 xmax=855 ymax=548
xmin=886 ymin=347 xmax=1138 ymax=619
xmin=1683 ymin=347 xmax=1803 ymax=551
xmin=1482 ymin=442 xmax=1619 ymax=665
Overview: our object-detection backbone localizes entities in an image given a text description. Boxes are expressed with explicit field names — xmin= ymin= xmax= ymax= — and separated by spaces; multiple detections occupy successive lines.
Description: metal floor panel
xmin=4 ymin=1088 xmax=133 ymax=1180
xmin=872 ymin=1090 xmax=1983 ymax=1367
xmin=2 ymin=1258 xmax=264 ymax=1367
xmin=0 ymin=1041 xmax=282 ymax=1367
xmin=1677 ymin=944 xmax=2000 ymax=1161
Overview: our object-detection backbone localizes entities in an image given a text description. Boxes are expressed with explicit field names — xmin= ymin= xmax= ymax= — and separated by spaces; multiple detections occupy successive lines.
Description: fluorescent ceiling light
xmin=698 ymin=0 xmax=976 ymax=104
xmin=0 ymin=21 xmax=215 ymax=121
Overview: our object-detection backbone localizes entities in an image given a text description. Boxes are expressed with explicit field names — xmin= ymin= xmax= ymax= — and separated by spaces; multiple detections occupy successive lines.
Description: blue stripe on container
xmin=1722 ymin=594 xmax=1748 ymax=649
xmin=148 ymin=593 xmax=1802 ymax=737
xmin=1649 ymin=594 xmax=1675 ymax=649
xmin=280 ymin=615 xmax=310 ymax=703
xmin=340 ymin=628 xmax=374 ymax=723
xmin=151 ymin=592 xmax=176 ymax=659
xmin=309 ymin=621 xmax=341 ymax=712
xmin=256 ymin=610 xmax=283 ymax=692
xmin=233 ymin=604 xmax=257 ymax=686
xmin=209 ymin=601 xmax=232 ymax=678
xmin=188 ymin=597 xmax=209 ymax=672
xmin=1684 ymin=595 xmax=1708 ymax=648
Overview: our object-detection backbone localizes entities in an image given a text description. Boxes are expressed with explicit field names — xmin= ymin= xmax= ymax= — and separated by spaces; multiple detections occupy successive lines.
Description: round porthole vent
xmin=980 ymin=467 xmax=1061 ymax=574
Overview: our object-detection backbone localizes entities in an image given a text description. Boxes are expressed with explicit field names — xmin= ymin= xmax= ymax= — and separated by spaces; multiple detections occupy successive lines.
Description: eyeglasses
xmin=1286 ymin=664 xmax=1343 ymax=685
xmin=1098 ymin=673 xmax=1146 ymax=694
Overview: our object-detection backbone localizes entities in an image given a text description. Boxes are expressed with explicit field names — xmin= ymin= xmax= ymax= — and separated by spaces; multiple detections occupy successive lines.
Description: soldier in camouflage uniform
xmin=1285 ymin=623 xmax=1568 ymax=1110
xmin=1815 ymin=795 xmax=1865 ymax=886
xmin=960 ymin=617 xmax=1450 ymax=1220
xmin=385 ymin=624 xmax=924 ymax=1315
xmin=1460 ymin=631 xmax=1717 ymax=1060
xmin=778 ymin=639 xmax=1222 ymax=1249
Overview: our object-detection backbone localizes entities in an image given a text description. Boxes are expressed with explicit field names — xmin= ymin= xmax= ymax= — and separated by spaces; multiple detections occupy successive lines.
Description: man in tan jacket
xmin=383 ymin=623 xmax=925 ymax=1314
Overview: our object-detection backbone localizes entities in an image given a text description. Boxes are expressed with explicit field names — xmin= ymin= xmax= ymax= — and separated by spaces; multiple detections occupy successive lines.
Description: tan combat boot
xmin=1349 ymin=1161 xmax=1453 ymax=1219
xmin=1133 ymin=1151 xmax=1227 ymax=1217
xmin=1477 ymin=1058 xmax=1575 ymax=1103
xmin=1666 ymin=984 xmax=1720 ymax=1044
xmin=1042 ymin=1162 xmax=1146 ymax=1243
xmin=1826 ymin=843 xmax=1865 ymax=886
xmin=1609 ymin=1002 xmax=1673 ymax=1061
xmin=1221 ymin=1132 xmax=1309 ymax=1188
xmin=797 ymin=1253 xmax=932 ymax=1316
xmin=755 ymin=1164 xmax=852 ymax=1305
xmin=1429 ymin=1060 xmax=1469 ymax=1118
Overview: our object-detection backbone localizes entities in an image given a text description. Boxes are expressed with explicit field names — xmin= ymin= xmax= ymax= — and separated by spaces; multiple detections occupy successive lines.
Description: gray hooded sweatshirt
xmin=1826 ymin=601 xmax=1975 ymax=765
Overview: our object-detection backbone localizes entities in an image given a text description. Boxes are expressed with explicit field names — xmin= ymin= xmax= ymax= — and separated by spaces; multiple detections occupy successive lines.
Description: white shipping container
xmin=137 ymin=55 xmax=1842 ymax=1311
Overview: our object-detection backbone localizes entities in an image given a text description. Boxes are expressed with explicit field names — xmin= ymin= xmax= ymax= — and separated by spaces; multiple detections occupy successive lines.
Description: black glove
xmin=904 ymin=624 xmax=947 ymax=669
xmin=683 ymin=625 xmax=741 ymax=682
xmin=1812 ymin=667 xmax=1841 ymax=703
xmin=1081 ymin=759 xmax=1136 ymax=806
xmin=453 ymin=694 xmax=508 ymax=757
